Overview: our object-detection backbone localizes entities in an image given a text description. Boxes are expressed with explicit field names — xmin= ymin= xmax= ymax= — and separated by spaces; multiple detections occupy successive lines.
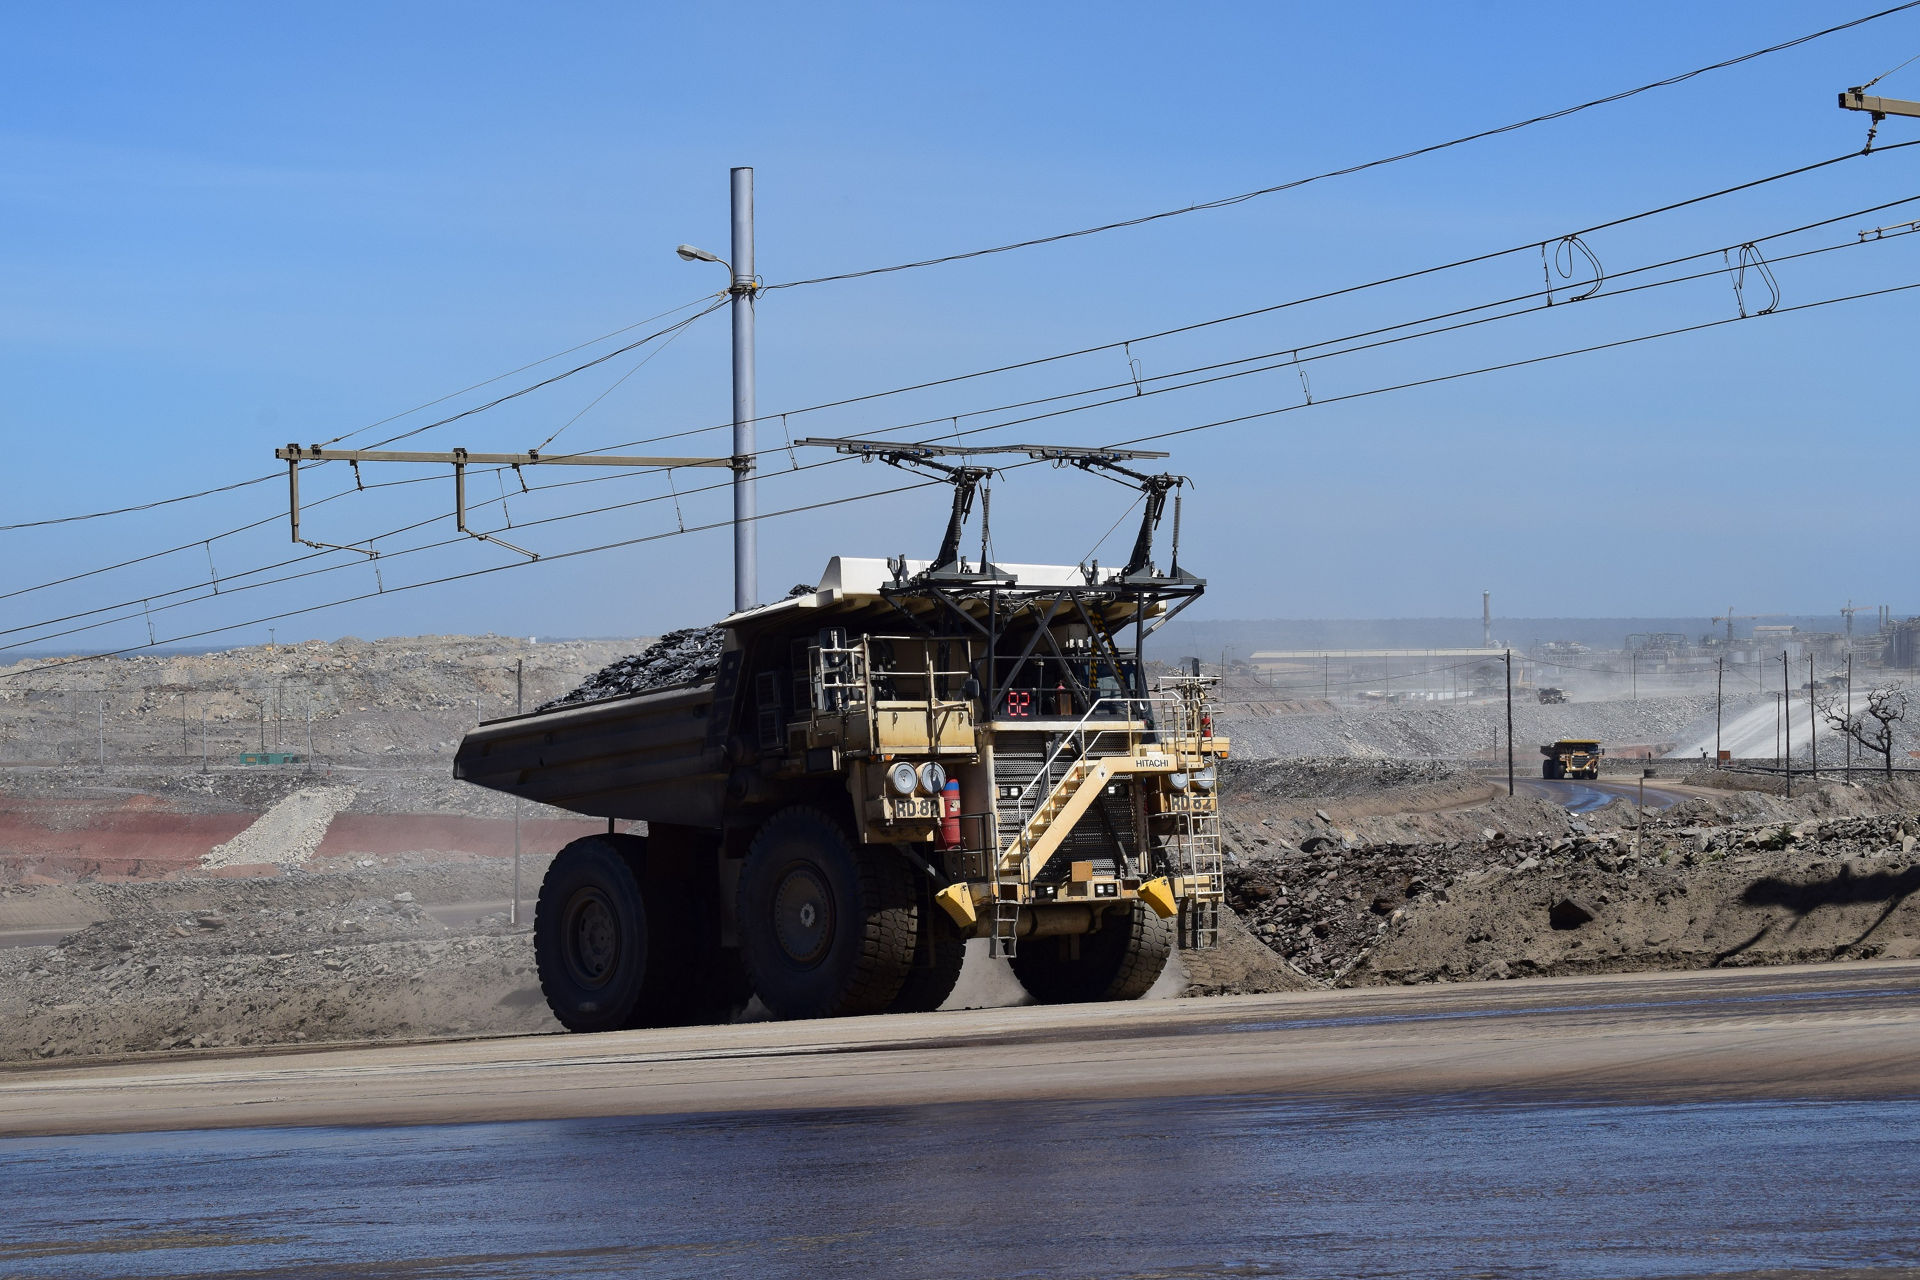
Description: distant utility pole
xmin=512 ymin=658 xmax=524 ymax=928
xmin=1808 ymin=654 xmax=1817 ymax=780
xmin=181 ymin=696 xmax=189 ymax=767
xmin=1713 ymin=657 xmax=1724 ymax=767
xmin=1782 ymin=650 xmax=1792 ymax=799
xmin=1504 ymin=648 xmax=1514 ymax=797
xmin=97 ymin=697 xmax=105 ymax=769
xmin=201 ymin=707 xmax=209 ymax=774
xmin=1846 ymin=651 xmax=1855 ymax=780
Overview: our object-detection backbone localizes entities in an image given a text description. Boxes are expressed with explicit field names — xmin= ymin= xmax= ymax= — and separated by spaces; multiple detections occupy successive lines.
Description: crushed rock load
xmin=539 ymin=627 xmax=725 ymax=710
xmin=1228 ymin=806 xmax=1920 ymax=985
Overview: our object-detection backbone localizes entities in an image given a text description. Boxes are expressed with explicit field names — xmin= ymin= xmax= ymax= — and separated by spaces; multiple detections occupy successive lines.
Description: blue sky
xmin=2 ymin=1 xmax=1917 ymax=651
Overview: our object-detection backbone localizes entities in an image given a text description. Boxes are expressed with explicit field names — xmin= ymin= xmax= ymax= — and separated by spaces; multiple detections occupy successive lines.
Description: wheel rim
xmin=563 ymin=887 xmax=621 ymax=988
xmin=771 ymin=862 xmax=834 ymax=967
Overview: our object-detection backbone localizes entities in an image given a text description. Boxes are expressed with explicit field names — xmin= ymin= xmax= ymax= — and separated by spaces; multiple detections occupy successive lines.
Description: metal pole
xmin=181 ymin=697 xmax=189 ymax=767
xmin=1846 ymin=651 xmax=1854 ymax=780
xmin=1808 ymin=654 xmax=1816 ymax=780
xmin=1504 ymin=648 xmax=1514 ymax=796
xmin=306 ymin=702 xmax=314 ymax=774
xmin=97 ymin=697 xmax=105 ymax=768
xmin=1715 ymin=657 xmax=1723 ymax=767
xmin=1782 ymin=650 xmax=1791 ymax=799
xmin=512 ymin=658 xmax=524 ymax=927
xmin=200 ymin=707 xmax=208 ymax=773
xmin=730 ymin=165 xmax=758 ymax=614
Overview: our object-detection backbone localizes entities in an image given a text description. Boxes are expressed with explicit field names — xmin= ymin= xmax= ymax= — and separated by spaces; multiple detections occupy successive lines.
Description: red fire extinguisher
xmin=939 ymin=779 xmax=963 ymax=850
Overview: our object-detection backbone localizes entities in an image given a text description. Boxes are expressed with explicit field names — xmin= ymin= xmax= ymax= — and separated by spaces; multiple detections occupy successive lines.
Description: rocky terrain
xmin=1220 ymin=764 xmax=1920 ymax=985
xmin=5 ymin=633 xmax=1920 ymax=1066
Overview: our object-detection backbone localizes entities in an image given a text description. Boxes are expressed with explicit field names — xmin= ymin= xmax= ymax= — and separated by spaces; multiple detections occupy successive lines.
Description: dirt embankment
xmin=1221 ymin=763 xmax=1920 ymax=986
xmin=0 ymin=864 xmax=560 ymax=1060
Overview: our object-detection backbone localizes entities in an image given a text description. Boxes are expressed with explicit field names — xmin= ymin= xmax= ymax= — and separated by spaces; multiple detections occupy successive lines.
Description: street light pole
xmin=679 ymin=168 xmax=759 ymax=615
xmin=730 ymin=167 xmax=757 ymax=614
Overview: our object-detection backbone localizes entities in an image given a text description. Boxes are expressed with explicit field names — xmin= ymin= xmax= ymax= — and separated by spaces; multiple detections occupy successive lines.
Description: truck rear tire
xmin=737 ymin=806 xmax=917 ymax=1019
xmin=886 ymin=897 xmax=966 ymax=1014
xmin=1009 ymin=901 xmax=1171 ymax=1004
xmin=534 ymin=834 xmax=687 ymax=1033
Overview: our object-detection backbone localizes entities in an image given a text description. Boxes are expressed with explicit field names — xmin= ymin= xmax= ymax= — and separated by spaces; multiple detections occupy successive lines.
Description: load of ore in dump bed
xmin=538 ymin=627 xmax=725 ymax=710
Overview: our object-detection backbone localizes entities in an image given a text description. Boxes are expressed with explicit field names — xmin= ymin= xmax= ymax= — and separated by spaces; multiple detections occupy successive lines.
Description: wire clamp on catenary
xmin=1293 ymin=352 xmax=1313 ymax=406
xmin=1126 ymin=342 xmax=1145 ymax=396
xmin=1541 ymin=234 xmax=1605 ymax=305
xmin=1724 ymin=242 xmax=1781 ymax=317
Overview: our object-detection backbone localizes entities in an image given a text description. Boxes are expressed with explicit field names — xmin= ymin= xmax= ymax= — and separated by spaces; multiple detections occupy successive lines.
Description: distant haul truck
xmin=455 ymin=444 xmax=1226 ymax=1032
xmin=1541 ymin=739 xmax=1603 ymax=780
xmin=1536 ymin=687 xmax=1567 ymax=704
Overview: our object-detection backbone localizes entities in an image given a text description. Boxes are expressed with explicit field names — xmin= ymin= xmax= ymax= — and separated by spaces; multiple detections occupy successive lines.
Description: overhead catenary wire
xmin=9 ymin=197 xmax=1919 ymax=655
xmin=594 ymin=141 xmax=1920 ymax=453
xmin=8 ymin=137 xmax=1907 ymax=612
xmin=8 ymin=272 xmax=1917 ymax=674
xmin=761 ymin=2 xmax=1920 ymax=290
xmin=0 ymin=294 xmax=724 ymax=534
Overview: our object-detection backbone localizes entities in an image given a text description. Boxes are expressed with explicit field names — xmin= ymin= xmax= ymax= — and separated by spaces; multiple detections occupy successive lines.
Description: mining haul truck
xmin=454 ymin=440 xmax=1227 ymax=1031
xmin=1541 ymin=739 xmax=1603 ymax=780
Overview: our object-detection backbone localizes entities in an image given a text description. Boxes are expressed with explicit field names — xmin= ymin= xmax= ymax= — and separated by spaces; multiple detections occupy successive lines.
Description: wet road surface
xmin=1516 ymin=775 xmax=1689 ymax=814
xmin=4 ymin=961 xmax=1919 ymax=1138
xmin=3 ymin=1092 xmax=1918 ymax=1279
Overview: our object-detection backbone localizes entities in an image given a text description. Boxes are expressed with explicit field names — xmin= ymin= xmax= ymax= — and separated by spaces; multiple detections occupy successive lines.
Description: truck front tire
xmin=737 ymin=806 xmax=917 ymax=1019
xmin=1009 ymin=901 xmax=1171 ymax=1004
xmin=886 ymin=894 xmax=966 ymax=1014
xmin=534 ymin=834 xmax=688 ymax=1033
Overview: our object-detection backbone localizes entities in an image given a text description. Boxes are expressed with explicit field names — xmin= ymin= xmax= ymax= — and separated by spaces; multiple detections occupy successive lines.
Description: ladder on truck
xmin=1169 ymin=806 xmax=1223 ymax=949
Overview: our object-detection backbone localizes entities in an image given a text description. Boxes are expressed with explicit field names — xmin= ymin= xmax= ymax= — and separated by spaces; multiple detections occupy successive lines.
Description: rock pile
xmin=1226 ymin=805 xmax=1920 ymax=984
xmin=539 ymin=627 xmax=726 ymax=710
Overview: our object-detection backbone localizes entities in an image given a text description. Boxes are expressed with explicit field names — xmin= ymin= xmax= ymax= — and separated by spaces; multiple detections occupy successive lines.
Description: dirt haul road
xmin=3 ymin=959 xmax=1916 ymax=1138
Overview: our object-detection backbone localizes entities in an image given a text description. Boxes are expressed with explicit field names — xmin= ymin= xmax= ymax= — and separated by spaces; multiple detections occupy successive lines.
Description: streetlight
xmin=675 ymin=243 xmax=728 ymax=269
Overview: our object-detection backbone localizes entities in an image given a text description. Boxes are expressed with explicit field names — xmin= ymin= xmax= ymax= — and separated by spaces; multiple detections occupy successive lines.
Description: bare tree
xmin=1820 ymin=683 xmax=1909 ymax=780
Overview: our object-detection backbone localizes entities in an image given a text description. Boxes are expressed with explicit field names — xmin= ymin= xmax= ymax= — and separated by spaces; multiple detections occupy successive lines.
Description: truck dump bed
xmin=453 ymin=679 xmax=726 ymax=826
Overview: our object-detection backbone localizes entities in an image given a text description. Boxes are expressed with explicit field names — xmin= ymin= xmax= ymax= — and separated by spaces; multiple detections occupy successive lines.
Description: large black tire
xmin=886 ymin=887 xmax=967 ymax=1014
xmin=737 ymin=807 xmax=918 ymax=1019
xmin=1009 ymin=901 xmax=1172 ymax=1005
xmin=1543 ymin=760 xmax=1563 ymax=780
xmin=534 ymin=833 xmax=688 ymax=1033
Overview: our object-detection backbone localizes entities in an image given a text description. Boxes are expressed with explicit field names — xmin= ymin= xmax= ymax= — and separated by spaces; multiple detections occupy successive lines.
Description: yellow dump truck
xmin=455 ymin=443 xmax=1227 ymax=1032
xmin=1541 ymin=739 xmax=1603 ymax=780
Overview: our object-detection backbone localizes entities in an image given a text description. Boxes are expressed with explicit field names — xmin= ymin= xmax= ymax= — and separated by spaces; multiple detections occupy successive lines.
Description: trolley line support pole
xmin=730 ymin=166 xmax=758 ymax=614
xmin=1715 ymin=656 xmax=1723 ymax=767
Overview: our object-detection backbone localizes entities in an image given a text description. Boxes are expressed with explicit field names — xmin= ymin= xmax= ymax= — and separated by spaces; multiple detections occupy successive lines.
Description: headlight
xmin=888 ymin=761 xmax=919 ymax=796
xmin=1192 ymin=767 xmax=1216 ymax=793
xmin=917 ymin=761 xmax=947 ymax=794
xmin=1168 ymin=771 xmax=1190 ymax=792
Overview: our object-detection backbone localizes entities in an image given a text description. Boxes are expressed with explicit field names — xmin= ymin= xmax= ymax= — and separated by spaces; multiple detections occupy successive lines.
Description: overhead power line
xmin=8 ymin=182 xmax=1917 ymax=653
xmin=0 ymin=294 xmax=723 ymax=534
xmin=7 ymin=272 xmax=1915 ymax=674
xmin=762 ymin=2 xmax=1920 ymax=290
